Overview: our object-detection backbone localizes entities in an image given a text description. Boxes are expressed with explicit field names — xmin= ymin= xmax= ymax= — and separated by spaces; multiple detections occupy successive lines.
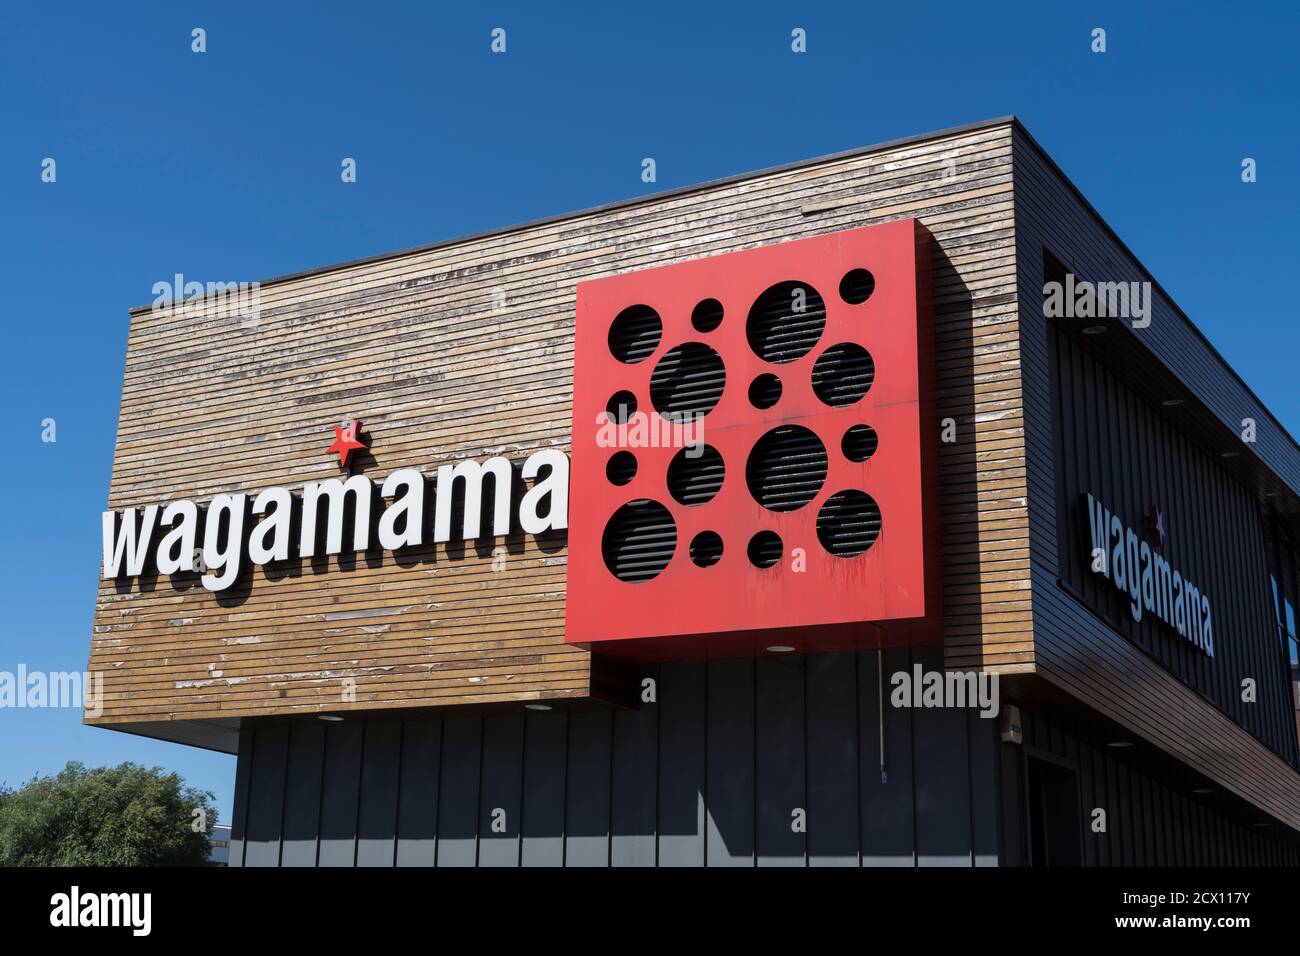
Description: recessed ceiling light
xmin=766 ymin=645 xmax=796 ymax=654
xmin=1220 ymin=451 xmax=1241 ymax=459
xmin=1082 ymin=325 xmax=1108 ymax=334
xmin=319 ymin=715 xmax=343 ymax=722
xmin=1106 ymin=740 xmax=1134 ymax=748
xmin=1161 ymin=398 xmax=1184 ymax=407
xmin=525 ymin=703 xmax=552 ymax=711
xmin=1192 ymin=787 xmax=1213 ymax=795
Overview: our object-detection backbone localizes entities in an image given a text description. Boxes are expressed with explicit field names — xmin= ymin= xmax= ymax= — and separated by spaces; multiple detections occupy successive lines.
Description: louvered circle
xmin=747 ymin=530 xmax=783 ymax=569
xmin=816 ymin=490 xmax=882 ymax=557
xmin=606 ymin=450 xmax=637 ymax=486
xmin=691 ymin=298 xmax=724 ymax=333
xmin=667 ymin=444 xmax=725 ymax=506
xmin=606 ymin=390 xmax=638 ymax=423
xmin=841 ymin=424 xmax=878 ymax=463
xmin=839 ymin=268 xmax=876 ymax=305
xmin=748 ymin=372 xmax=782 ymax=410
xmin=649 ymin=342 xmax=726 ymax=417
xmin=608 ymin=305 xmax=662 ymax=364
xmin=602 ymin=499 xmax=677 ymax=583
xmin=811 ymin=343 xmax=875 ymax=407
xmin=746 ymin=280 xmax=826 ymax=363
xmin=746 ymin=425 xmax=828 ymax=512
xmin=689 ymin=530 xmax=724 ymax=568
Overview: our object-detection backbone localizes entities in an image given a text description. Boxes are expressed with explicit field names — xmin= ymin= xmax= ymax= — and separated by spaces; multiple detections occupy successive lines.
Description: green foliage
xmin=0 ymin=762 xmax=216 ymax=866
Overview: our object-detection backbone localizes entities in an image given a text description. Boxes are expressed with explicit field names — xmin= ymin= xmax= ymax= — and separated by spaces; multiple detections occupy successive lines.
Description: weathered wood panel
xmin=89 ymin=120 xmax=1031 ymax=731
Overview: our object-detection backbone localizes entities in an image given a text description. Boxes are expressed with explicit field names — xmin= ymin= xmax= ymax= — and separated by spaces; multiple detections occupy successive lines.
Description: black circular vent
xmin=691 ymin=298 xmax=724 ymax=333
xmin=606 ymin=450 xmax=637 ymax=485
xmin=649 ymin=342 xmax=726 ymax=417
xmin=748 ymin=373 xmax=782 ymax=410
xmin=606 ymin=390 xmax=637 ymax=423
xmin=746 ymin=425 xmax=828 ymax=512
xmin=747 ymin=530 xmax=783 ymax=569
xmin=667 ymin=444 xmax=725 ymax=506
xmin=690 ymin=530 xmax=724 ymax=568
xmin=816 ymin=490 xmax=882 ymax=557
xmin=608 ymin=305 xmax=662 ymax=364
xmin=746 ymin=281 xmax=826 ymax=364
xmin=811 ymin=343 xmax=874 ymax=407
xmin=841 ymin=425 xmax=878 ymax=462
xmin=839 ymin=269 xmax=876 ymax=305
xmin=602 ymin=499 xmax=677 ymax=582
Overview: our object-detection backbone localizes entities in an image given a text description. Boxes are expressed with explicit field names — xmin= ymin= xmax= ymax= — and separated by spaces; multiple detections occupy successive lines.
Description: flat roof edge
xmin=126 ymin=114 xmax=1017 ymax=316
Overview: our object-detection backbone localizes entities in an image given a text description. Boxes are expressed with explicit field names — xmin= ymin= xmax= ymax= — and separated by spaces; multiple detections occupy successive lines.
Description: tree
xmin=0 ymin=762 xmax=216 ymax=866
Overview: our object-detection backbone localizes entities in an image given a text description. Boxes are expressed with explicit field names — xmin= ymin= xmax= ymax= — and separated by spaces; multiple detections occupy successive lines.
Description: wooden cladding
xmin=89 ymin=121 xmax=1031 ymax=732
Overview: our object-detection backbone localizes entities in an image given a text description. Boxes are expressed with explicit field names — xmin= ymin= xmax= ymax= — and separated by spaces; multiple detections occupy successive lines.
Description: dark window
xmin=1026 ymin=755 xmax=1083 ymax=867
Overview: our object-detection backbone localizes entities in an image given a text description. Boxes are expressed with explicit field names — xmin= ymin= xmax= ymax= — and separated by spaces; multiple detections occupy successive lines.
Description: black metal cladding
xmin=228 ymin=648 xmax=1002 ymax=867
xmin=228 ymin=649 xmax=1300 ymax=866
xmin=746 ymin=425 xmax=828 ymax=512
xmin=1049 ymin=320 xmax=1298 ymax=764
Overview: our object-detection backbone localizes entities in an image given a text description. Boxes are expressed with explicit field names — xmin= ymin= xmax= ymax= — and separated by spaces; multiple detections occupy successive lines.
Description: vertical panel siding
xmin=281 ymin=721 xmax=325 ymax=866
xmin=230 ymin=650 xmax=1004 ymax=866
xmin=394 ymin=718 xmax=440 ymax=866
xmin=1049 ymin=323 xmax=1295 ymax=759
xmin=1012 ymin=125 xmax=1300 ymax=833
xmin=1013 ymin=710 xmax=1300 ymax=866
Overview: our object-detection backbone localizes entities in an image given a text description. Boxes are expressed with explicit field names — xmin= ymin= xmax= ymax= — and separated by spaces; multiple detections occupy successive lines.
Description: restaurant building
xmin=88 ymin=117 xmax=1300 ymax=866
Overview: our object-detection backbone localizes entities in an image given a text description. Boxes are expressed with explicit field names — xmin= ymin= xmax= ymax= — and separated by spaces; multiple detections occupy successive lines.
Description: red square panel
xmin=566 ymin=219 xmax=940 ymax=661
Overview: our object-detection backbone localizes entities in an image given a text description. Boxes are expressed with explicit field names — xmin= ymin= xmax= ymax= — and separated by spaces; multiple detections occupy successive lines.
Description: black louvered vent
xmin=839 ymin=268 xmax=876 ymax=305
xmin=745 ymin=425 xmax=828 ymax=512
xmin=667 ymin=444 xmax=725 ymax=506
xmin=605 ymin=450 xmax=638 ymax=486
xmin=816 ymin=490 xmax=882 ymax=557
xmin=748 ymin=372 xmax=782 ymax=409
xmin=689 ymin=530 xmax=724 ymax=568
xmin=746 ymin=281 xmax=826 ymax=363
xmin=606 ymin=390 xmax=637 ymax=423
xmin=608 ymin=305 xmax=662 ymax=364
xmin=747 ymin=530 xmax=783 ymax=568
xmin=649 ymin=342 xmax=726 ymax=417
xmin=602 ymin=499 xmax=677 ymax=582
xmin=841 ymin=424 xmax=878 ymax=462
xmin=811 ymin=343 xmax=875 ymax=407
xmin=691 ymin=298 xmax=724 ymax=333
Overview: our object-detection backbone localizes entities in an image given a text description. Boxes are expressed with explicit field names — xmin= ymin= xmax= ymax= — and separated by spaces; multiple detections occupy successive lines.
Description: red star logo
xmin=1146 ymin=504 xmax=1165 ymax=549
xmin=326 ymin=420 xmax=367 ymax=469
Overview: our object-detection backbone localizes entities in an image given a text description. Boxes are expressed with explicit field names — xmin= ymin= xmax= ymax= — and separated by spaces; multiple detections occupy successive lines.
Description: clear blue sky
xmin=1 ymin=1 xmax=1296 ymax=825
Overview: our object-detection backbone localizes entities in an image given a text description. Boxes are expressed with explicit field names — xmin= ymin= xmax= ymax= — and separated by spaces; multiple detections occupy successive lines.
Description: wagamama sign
xmin=101 ymin=443 xmax=569 ymax=593
xmin=1083 ymin=492 xmax=1213 ymax=656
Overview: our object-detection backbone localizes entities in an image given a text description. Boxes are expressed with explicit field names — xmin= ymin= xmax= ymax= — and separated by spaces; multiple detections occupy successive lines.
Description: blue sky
xmin=1 ymin=1 xmax=1296 ymax=824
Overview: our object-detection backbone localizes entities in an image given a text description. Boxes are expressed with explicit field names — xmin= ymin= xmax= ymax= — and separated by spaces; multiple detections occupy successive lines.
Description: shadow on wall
xmin=115 ymin=458 xmax=566 ymax=609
